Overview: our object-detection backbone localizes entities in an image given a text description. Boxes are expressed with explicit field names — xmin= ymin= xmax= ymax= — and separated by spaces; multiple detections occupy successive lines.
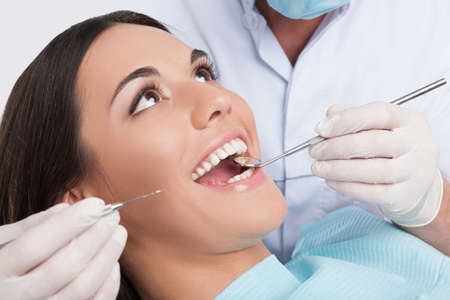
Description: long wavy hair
xmin=0 ymin=10 xmax=169 ymax=299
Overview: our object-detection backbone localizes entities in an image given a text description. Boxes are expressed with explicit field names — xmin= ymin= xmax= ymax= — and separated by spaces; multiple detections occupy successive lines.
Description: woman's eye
xmin=133 ymin=90 xmax=161 ymax=115
xmin=195 ymin=67 xmax=214 ymax=83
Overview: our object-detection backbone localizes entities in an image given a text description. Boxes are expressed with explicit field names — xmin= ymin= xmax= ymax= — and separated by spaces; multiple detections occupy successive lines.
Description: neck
xmin=255 ymin=0 xmax=325 ymax=65
xmin=121 ymin=234 xmax=271 ymax=300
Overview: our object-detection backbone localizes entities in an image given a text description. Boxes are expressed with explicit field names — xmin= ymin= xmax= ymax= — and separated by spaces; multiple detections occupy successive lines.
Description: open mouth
xmin=192 ymin=138 xmax=255 ymax=186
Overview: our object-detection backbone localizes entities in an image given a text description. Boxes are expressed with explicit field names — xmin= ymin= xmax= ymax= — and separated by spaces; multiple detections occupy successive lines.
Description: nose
xmin=189 ymin=83 xmax=233 ymax=130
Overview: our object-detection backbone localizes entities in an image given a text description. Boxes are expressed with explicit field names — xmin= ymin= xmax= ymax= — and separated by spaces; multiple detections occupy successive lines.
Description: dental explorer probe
xmin=234 ymin=78 xmax=447 ymax=168
xmin=0 ymin=189 xmax=164 ymax=249
xmin=99 ymin=189 xmax=164 ymax=217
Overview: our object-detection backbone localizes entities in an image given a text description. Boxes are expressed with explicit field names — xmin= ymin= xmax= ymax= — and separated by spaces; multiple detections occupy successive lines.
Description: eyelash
xmin=129 ymin=82 xmax=160 ymax=116
xmin=194 ymin=59 xmax=219 ymax=81
xmin=128 ymin=61 xmax=219 ymax=116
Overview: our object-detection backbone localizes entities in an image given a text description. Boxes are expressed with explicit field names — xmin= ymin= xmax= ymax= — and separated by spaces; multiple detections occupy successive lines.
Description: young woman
xmin=0 ymin=11 xmax=448 ymax=300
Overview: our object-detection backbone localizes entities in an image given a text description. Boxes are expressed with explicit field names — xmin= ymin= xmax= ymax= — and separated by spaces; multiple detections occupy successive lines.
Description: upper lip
xmin=192 ymin=127 xmax=251 ymax=173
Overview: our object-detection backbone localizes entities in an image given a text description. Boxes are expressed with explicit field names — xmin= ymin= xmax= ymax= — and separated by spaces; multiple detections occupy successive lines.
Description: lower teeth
xmin=227 ymin=168 xmax=255 ymax=184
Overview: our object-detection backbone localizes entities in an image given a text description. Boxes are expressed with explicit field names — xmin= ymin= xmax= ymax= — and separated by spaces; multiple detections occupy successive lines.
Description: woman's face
xmin=76 ymin=23 xmax=286 ymax=253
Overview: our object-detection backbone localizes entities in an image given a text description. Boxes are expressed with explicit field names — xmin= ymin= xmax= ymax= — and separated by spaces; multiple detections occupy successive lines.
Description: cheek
xmin=233 ymin=97 xmax=255 ymax=124
xmin=233 ymin=98 xmax=261 ymax=154
xmin=95 ymin=113 xmax=189 ymax=201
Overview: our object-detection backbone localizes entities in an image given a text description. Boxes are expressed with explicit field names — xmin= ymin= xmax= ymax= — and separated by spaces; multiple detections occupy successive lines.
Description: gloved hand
xmin=0 ymin=197 xmax=127 ymax=300
xmin=309 ymin=102 xmax=443 ymax=227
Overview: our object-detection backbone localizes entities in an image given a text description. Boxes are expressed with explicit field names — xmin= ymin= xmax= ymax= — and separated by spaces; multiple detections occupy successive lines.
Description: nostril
xmin=208 ymin=110 xmax=221 ymax=122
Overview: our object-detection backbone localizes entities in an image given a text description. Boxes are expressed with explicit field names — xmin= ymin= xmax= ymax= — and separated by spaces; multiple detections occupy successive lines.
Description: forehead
xmin=78 ymin=23 xmax=192 ymax=90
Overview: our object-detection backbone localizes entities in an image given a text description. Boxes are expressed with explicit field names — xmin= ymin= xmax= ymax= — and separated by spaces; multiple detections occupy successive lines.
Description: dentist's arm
xmin=309 ymin=102 xmax=450 ymax=256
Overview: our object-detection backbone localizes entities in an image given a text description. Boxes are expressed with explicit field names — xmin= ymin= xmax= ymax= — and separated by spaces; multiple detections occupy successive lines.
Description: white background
xmin=0 ymin=1 xmax=159 ymax=115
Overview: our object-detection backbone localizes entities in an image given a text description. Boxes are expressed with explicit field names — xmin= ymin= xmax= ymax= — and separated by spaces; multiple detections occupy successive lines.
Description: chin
xmin=238 ymin=182 xmax=287 ymax=239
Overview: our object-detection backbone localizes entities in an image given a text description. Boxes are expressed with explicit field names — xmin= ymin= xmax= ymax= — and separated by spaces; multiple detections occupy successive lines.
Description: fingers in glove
xmin=0 ymin=198 xmax=107 ymax=277
xmin=324 ymin=180 xmax=404 ymax=206
xmin=0 ymin=203 xmax=69 ymax=246
xmin=325 ymin=178 xmax=431 ymax=213
xmin=311 ymin=157 xmax=414 ymax=184
xmin=50 ymin=226 xmax=127 ymax=300
xmin=309 ymin=129 xmax=411 ymax=160
xmin=326 ymin=104 xmax=346 ymax=117
xmin=93 ymin=263 xmax=121 ymax=300
xmin=19 ymin=212 xmax=121 ymax=300
xmin=315 ymin=102 xmax=418 ymax=138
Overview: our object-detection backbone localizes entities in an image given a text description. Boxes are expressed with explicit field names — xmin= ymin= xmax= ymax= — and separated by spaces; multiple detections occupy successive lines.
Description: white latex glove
xmin=309 ymin=102 xmax=443 ymax=227
xmin=0 ymin=197 xmax=127 ymax=300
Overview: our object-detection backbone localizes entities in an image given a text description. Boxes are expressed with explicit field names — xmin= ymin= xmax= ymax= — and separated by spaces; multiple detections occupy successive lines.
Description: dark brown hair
xmin=0 ymin=10 xmax=169 ymax=300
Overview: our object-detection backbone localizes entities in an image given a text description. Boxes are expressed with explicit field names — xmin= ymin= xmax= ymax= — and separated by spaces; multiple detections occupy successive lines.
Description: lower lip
xmin=196 ymin=167 xmax=268 ymax=192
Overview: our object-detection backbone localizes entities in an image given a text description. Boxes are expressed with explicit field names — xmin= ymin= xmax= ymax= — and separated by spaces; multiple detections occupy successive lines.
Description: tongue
xmin=197 ymin=158 xmax=242 ymax=185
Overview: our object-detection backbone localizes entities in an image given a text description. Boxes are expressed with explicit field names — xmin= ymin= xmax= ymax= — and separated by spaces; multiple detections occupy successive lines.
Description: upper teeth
xmin=192 ymin=138 xmax=247 ymax=181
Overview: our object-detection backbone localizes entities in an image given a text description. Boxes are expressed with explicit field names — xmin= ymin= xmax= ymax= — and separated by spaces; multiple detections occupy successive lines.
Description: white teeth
xmin=241 ymin=168 xmax=253 ymax=178
xmin=196 ymin=167 xmax=206 ymax=177
xmin=192 ymin=138 xmax=249 ymax=182
xmin=230 ymin=140 xmax=241 ymax=153
xmin=202 ymin=161 xmax=212 ymax=172
xmin=227 ymin=168 xmax=254 ymax=184
xmin=236 ymin=139 xmax=247 ymax=153
xmin=223 ymin=143 xmax=236 ymax=156
xmin=209 ymin=153 xmax=220 ymax=166
xmin=216 ymin=149 xmax=228 ymax=160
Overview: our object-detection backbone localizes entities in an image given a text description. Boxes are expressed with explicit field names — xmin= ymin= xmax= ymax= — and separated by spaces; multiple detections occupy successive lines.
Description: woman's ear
xmin=61 ymin=187 xmax=90 ymax=205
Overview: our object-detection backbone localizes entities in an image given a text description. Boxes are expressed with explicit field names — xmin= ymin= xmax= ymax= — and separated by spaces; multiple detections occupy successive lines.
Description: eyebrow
xmin=110 ymin=67 xmax=160 ymax=105
xmin=110 ymin=49 xmax=210 ymax=106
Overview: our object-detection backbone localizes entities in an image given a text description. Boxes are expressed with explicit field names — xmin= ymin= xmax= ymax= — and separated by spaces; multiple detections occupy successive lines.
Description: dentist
xmin=146 ymin=0 xmax=450 ymax=261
